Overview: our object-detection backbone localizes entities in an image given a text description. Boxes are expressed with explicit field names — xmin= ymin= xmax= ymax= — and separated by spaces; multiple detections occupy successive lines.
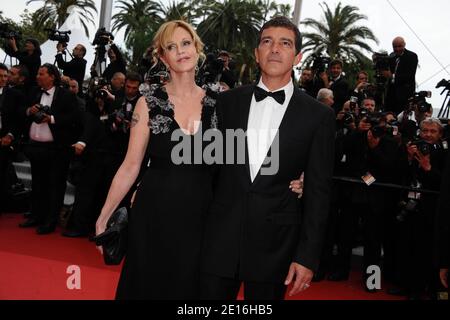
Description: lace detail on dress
xmin=139 ymin=82 xmax=218 ymax=134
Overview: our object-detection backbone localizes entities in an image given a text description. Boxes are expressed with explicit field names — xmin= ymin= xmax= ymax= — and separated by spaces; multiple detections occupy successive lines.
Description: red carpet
xmin=0 ymin=213 xmax=402 ymax=300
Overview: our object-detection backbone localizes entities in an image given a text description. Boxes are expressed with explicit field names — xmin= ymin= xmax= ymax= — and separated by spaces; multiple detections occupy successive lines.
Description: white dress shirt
xmin=247 ymin=80 xmax=294 ymax=182
xmin=29 ymin=86 xmax=56 ymax=142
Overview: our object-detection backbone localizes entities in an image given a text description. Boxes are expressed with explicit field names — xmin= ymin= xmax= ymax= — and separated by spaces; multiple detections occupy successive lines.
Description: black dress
xmin=115 ymin=84 xmax=218 ymax=300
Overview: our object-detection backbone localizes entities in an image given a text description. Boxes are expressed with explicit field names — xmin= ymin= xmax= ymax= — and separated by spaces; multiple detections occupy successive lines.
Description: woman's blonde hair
xmin=152 ymin=20 xmax=205 ymax=65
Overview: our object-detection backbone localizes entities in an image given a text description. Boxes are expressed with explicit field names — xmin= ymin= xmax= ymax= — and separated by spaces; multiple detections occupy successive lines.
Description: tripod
xmin=2 ymin=54 xmax=18 ymax=67
xmin=437 ymin=89 xmax=450 ymax=119
xmin=91 ymin=45 xmax=107 ymax=77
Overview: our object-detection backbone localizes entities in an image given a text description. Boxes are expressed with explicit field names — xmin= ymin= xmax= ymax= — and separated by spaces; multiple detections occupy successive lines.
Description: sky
xmin=2 ymin=0 xmax=450 ymax=114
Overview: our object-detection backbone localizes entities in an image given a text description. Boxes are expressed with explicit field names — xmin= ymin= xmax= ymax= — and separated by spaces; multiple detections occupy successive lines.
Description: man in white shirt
xmin=201 ymin=17 xmax=336 ymax=300
xmin=19 ymin=64 xmax=80 ymax=234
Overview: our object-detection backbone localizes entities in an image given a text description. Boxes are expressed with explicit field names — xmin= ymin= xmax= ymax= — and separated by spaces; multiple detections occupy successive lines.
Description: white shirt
xmin=247 ymin=80 xmax=294 ymax=182
xmin=29 ymin=86 xmax=56 ymax=142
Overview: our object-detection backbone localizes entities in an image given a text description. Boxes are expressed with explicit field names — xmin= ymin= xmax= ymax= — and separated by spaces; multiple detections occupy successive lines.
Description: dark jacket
xmin=55 ymin=54 xmax=87 ymax=89
xmin=202 ymin=85 xmax=336 ymax=282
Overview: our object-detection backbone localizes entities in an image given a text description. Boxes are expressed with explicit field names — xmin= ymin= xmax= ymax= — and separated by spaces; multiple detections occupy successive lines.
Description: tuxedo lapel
xmin=238 ymin=85 xmax=256 ymax=187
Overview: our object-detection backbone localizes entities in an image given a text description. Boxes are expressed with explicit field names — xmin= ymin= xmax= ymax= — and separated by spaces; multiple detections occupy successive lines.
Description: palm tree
xmin=158 ymin=0 xmax=198 ymax=23
xmin=112 ymin=0 xmax=163 ymax=68
xmin=301 ymin=2 xmax=378 ymax=65
xmin=197 ymin=0 xmax=264 ymax=83
xmin=26 ymin=0 xmax=97 ymax=37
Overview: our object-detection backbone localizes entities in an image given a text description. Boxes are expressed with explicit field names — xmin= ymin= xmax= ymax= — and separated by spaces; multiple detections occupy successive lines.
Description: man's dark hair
xmin=258 ymin=16 xmax=302 ymax=54
xmin=0 ymin=63 xmax=8 ymax=72
xmin=12 ymin=65 xmax=30 ymax=80
xmin=25 ymin=38 xmax=42 ymax=56
xmin=356 ymin=70 xmax=368 ymax=80
xmin=126 ymin=71 xmax=143 ymax=84
xmin=330 ymin=59 xmax=343 ymax=68
xmin=302 ymin=67 xmax=312 ymax=72
xmin=41 ymin=63 xmax=61 ymax=86
xmin=78 ymin=44 xmax=87 ymax=57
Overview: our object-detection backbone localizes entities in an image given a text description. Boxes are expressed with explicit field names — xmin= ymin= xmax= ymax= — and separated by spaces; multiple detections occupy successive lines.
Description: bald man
xmin=383 ymin=37 xmax=418 ymax=114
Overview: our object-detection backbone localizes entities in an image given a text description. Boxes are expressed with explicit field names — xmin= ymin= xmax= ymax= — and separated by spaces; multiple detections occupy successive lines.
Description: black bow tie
xmin=254 ymin=86 xmax=286 ymax=105
xmin=41 ymin=89 xmax=50 ymax=96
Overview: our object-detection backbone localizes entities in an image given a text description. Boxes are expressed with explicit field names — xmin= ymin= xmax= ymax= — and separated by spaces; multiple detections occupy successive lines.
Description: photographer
xmin=55 ymin=43 xmax=87 ymax=92
xmin=217 ymin=50 xmax=236 ymax=89
xmin=317 ymin=88 xmax=334 ymax=108
xmin=18 ymin=64 xmax=80 ymax=235
xmin=384 ymin=37 xmax=418 ymax=114
xmin=329 ymin=106 xmax=400 ymax=291
xmin=393 ymin=118 xmax=448 ymax=299
xmin=4 ymin=38 xmax=41 ymax=87
xmin=327 ymin=60 xmax=350 ymax=114
xmin=299 ymin=67 xmax=315 ymax=97
xmin=62 ymin=72 xmax=142 ymax=238
xmin=102 ymin=43 xmax=127 ymax=83
xmin=398 ymin=95 xmax=433 ymax=143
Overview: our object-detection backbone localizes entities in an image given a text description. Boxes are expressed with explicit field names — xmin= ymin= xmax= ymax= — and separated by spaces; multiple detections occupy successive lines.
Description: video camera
xmin=93 ymin=27 xmax=114 ymax=47
xmin=45 ymin=28 xmax=71 ymax=44
xmin=0 ymin=22 xmax=22 ymax=40
xmin=32 ymin=104 xmax=52 ymax=124
xmin=311 ymin=54 xmax=332 ymax=74
xmin=372 ymin=52 xmax=391 ymax=72
xmin=407 ymin=91 xmax=432 ymax=113
xmin=436 ymin=79 xmax=450 ymax=93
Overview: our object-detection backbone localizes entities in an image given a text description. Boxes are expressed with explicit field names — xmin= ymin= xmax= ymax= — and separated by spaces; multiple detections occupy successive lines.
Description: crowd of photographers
xmin=300 ymin=37 xmax=449 ymax=299
xmin=0 ymin=26 xmax=447 ymax=299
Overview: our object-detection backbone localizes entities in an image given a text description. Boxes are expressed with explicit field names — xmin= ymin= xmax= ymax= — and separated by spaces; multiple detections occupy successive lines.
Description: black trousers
xmin=68 ymin=151 xmax=124 ymax=233
xmin=23 ymin=142 xmax=71 ymax=227
xmin=200 ymin=273 xmax=287 ymax=300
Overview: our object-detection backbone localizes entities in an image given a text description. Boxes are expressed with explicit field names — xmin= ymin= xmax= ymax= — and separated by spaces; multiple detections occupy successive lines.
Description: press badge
xmin=362 ymin=172 xmax=376 ymax=186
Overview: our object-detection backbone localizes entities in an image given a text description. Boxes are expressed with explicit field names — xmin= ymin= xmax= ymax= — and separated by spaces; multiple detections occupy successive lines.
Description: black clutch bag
xmin=93 ymin=207 xmax=128 ymax=265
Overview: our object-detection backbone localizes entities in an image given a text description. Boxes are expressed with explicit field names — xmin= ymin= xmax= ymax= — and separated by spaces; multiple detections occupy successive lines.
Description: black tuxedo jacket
xmin=1 ymin=86 xmax=25 ymax=139
xmin=330 ymin=76 xmax=349 ymax=114
xmin=55 ymin=55 xmax=87 ymax=88
xmin=202 ymin=85 xmax=336 ymax=283
xmin=24 ymin=87 xmax=80 ymax=147
xmin=436 ymin=151 xmax=450 ymax=268
xmin=388 ymin=49 xmax=418 ymax=110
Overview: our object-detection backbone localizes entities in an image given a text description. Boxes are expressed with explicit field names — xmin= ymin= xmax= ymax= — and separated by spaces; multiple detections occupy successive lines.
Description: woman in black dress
xmin=96 ymin=20 xmax=217 ymax=299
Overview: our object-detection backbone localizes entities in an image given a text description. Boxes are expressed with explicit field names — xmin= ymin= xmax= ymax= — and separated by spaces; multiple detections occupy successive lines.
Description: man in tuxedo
xmin=384 ymin=37 xmax=418 ymax=114
xmin=436 ymin=151 xmax=449 ymax=290
xmin=201 ymin=17 xmax=335 ymax=300
xmin=19 ymin=64 xmax=80 ymax=235
xmin=55 ymin=43 xmax=87 ymax=92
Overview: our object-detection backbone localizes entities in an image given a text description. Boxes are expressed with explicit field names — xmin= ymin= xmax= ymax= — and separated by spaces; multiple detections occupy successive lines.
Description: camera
xmin=32 ymin=104 xmax=52 ymax=124
xmin=0 ymin=22 xmax=22 ymax=40
xmin=407 ymin=91 xmax=432 ymax=113
xmin=372 ymin=52 xmax=391 ymax=72
xmin=89 ymin=77 xmax=110 ymax=99
xmin=311 ymin=54 xmax=332 ymax=74
xmin=436 ymin=79 xmax=450 ymax=92
xmin=342 ymin=112 xmax=356 ymax=126
xmin=411 ymin=139 xmax=434 ymax=156
xmin=93 ymin=27 xmax=114 ymax=47
xmin=108 ymin=109 xmax=133 ymax=133
xmin=45 ymin=28 xmax=71 ymax=44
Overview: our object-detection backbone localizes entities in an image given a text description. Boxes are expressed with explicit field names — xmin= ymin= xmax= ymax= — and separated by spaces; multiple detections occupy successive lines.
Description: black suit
xmin=0 ymin=86 xmax=26 ymax=211
xmin=330 ymin=76 xmax=349 ymax=114
xmin=201 ymin=85 xmax=335 ymax=299
xmin=55 ymin=54 xmax=87 ymax=90
xmin=436 ymin=151 xmax=450 ymax=269
xmin=22 ymin=87 xmax=79 ymax=228
xmin=385 ymin=49 xmax=418 ymax=114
